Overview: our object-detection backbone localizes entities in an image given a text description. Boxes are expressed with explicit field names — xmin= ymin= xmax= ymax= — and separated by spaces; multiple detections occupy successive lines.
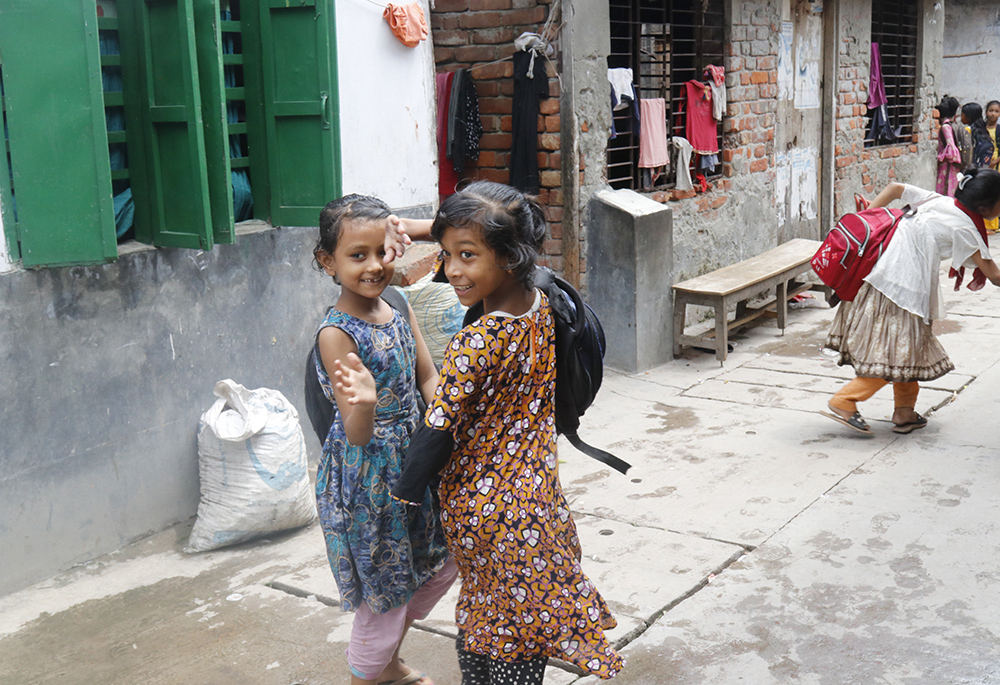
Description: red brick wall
xmin=430 ymin=0 xmax=565 ymax=271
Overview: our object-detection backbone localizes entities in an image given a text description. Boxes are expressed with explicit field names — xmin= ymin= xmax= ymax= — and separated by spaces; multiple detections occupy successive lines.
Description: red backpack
xmin=811 ymin=206 xmax=907 ymax=301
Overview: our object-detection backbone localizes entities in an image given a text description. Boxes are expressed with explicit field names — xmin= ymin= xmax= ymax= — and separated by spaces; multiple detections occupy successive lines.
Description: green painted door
xmin=118 ymin=0 xmax=215 ymax=249
xmin=0 ymin=0 xmax=117 ymax=267
xmin=257 ymin=0 xmax=340 ymax=227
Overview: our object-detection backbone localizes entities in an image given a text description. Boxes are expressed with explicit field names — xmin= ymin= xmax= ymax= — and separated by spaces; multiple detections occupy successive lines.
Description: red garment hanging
xmin=683 ymin=80 xmax=719 ymax=155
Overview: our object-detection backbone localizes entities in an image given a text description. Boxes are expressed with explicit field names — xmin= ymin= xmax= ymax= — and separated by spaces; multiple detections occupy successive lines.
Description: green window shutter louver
xmin=256 ymin=0 xmax=341 ymax=227
xmin=0 ymin=0 xmax=117 ymax=267
xmin=118 ymin=0 xmax=215 ymax=250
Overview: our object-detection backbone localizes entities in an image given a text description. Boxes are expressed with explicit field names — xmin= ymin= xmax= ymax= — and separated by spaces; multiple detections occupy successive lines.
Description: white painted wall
xmin=942 ymin=0 xmax=1000 ymax=106
xmin=335 ymin=0 xmax=439 ymax=211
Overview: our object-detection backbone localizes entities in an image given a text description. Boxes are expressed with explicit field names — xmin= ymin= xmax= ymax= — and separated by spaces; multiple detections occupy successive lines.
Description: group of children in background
xmin=311 ymin=184 xmax=623 ymax=685
xmin=937 ymin=96 xmax=1000 ymax=231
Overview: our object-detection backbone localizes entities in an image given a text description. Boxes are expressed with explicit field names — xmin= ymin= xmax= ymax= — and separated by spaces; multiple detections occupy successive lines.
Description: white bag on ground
xmin=185 ymin=379 xmax=316 ymax=553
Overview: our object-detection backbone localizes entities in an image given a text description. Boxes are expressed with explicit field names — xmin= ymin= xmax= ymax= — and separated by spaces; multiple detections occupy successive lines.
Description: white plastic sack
xmin=185 ymin=379 xmax=316 ymax=553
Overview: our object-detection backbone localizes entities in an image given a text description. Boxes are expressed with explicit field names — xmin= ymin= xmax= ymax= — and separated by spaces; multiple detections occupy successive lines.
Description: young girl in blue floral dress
xmin=312 ymin=194 xmax=455 ymax=685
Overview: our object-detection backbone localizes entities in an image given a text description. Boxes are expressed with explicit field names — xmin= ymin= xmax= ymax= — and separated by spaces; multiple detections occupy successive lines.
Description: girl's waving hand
xmin=332 ymin=353 xmax=377 ymax=407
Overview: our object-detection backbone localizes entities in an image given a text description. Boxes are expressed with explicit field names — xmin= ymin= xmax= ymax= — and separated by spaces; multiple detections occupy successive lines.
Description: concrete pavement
xmin=3 ymin=262 xmax=1000 ymax=684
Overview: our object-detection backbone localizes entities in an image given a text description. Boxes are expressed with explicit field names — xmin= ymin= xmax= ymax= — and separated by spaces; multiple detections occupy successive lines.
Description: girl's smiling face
xmin=317 ymin=218 xmax=393 ymax=298
xmin=987 ymin=103 xmax=1000 ymax=126
xmin=439 ymin=225 xmax=520 ymax=310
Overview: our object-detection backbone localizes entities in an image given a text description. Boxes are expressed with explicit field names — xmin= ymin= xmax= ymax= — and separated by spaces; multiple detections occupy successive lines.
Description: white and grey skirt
xmin=825 ymin=282 xmax=954 ymax=382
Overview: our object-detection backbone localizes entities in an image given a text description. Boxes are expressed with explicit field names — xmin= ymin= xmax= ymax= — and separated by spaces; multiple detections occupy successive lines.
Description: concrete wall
xmin=942 ymin=0 xmax=1000 ymax=107
xmin=0 ymin=226 xmax=335 ymax=595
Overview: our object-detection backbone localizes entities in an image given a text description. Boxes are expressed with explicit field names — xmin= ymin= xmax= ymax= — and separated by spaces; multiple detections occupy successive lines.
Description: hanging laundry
xmin=608 ymin=68 xmax=640 ymax=139
xmin=704 ymin=65 xmax=727 ymax=122
xmin=867 ymin=43 xmax=887 ymax=109
xmin=673 ymin=137 xmax=694 ymax=191
xmin=436 ymin=72 xmax=460 ymax=198
xmin=638 ymin=98 xmax=669 ymax=169
xmin=608 ymin=68 xmax=635 ymax=110
xmin=510 ymin=40 xmax=550 ymax=193
xmin=446 ymin=69 xmax=483 ymax=174
xmin=865 ymin=43 xmax=897 ymax=145
xmin=383 ymin=3 xmax=429 ymax=48
xmin=682 ymin=81 xmax=719 ymax=156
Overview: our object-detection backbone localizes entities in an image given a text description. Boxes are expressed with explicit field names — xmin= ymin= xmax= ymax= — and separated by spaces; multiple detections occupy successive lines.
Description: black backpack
xmin=303 ymin=287 xmax=416 ymax=445
xmin=461 ymin=266 xmax=631 ymax=474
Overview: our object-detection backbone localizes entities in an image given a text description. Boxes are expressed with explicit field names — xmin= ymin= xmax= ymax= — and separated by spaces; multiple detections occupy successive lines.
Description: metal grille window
xmin=866 ymin=0 xmax=917 ymax=147
xmin=606 ymin=0 xmax=725 ymax=191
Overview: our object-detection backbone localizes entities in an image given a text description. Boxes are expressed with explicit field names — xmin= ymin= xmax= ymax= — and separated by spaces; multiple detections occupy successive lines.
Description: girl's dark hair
xmin=955 ymin=167 xmax=1000 ymax=212
xmin=312 ymin=194 xmax=391 ymax=269
xmin=431 ymin=181 xmax=547 ymax=289
xmin=988 ymin=100 xmax=1000 ymax=112
xmin=963 ymin=102 xmax=984 ymax=126
xmin=938 ymin=96 xmax=959 ymax=119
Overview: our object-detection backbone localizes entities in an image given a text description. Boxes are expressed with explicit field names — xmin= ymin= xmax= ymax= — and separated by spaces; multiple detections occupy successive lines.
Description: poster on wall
xmin=791 ymin=147 xmax=818 ymax=221
xmin=776 ymin=151 xmax=789 ymax=227
xmin=794 ymin=20 xmax=820 ymax=109
xmin=778 ymin=22 xmax=793 ymax=101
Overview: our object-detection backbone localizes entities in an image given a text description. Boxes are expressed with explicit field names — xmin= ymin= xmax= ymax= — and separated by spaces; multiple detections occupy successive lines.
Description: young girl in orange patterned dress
xmin=387 ymin=181 xmax=624 ymax=683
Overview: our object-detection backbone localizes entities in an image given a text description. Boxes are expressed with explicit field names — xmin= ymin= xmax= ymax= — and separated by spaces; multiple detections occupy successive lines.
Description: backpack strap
xmin=380 ymin=285 xmax=409 ymax=317
xmin=565 ymin=432 xmax=631 ymax=474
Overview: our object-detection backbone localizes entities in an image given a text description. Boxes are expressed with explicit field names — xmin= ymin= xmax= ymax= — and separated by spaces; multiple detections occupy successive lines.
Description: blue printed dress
xmin=314 ymin=308 xmax=448 ymax=613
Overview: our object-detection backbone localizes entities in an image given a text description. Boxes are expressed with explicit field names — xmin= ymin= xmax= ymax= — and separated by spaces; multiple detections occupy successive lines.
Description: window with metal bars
xmin=606 ymin=0 xmax=725 ymax=191
xmin=865 ymin=0 xmax=917 ymax=147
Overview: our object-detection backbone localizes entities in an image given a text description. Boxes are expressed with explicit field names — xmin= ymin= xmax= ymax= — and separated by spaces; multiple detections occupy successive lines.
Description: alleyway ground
xmin=2 ymin=258 xmax=1000 ymax=684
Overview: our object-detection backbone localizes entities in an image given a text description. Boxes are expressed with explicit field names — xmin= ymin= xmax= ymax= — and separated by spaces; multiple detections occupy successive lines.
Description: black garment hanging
xmin=510 ymin=50 xmax=549 ymax=193
xmin=446 ymin=69 xmax=483 ymax=174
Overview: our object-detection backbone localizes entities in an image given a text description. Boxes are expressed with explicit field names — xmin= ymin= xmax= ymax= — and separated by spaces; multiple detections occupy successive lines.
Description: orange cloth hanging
xmin=383 ymin=3 xmax=429 ymax=48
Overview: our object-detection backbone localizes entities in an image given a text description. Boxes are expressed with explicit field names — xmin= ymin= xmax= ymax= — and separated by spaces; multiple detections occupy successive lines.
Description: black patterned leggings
xmin=456 ymin=634 xmax=548 ymax=685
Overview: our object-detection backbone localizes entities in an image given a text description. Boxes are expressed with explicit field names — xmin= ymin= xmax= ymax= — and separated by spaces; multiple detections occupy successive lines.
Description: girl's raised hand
xmin=333 ymin=353 xmax=377 ymax=406
xmin=384 ymin=214 xmax=412 ymax=263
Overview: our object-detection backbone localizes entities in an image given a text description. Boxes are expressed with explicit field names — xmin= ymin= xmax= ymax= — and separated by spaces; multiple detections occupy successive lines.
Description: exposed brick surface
xmin=430 ymin=1 xmax=566 ymax=270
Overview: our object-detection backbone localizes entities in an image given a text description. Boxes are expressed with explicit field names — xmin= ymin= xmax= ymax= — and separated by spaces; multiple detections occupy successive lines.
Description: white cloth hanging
xmin=607 ymin=68 xmax=636 ymax=110
xmin=673 ymin=137 xmax=694 ymax=190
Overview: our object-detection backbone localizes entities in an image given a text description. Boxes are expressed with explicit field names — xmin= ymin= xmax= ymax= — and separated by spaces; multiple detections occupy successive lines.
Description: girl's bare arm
xmin=408 ymin=303 xmax=440 ymax=405
xmin=317 ymin=327 xmax=376 ymax=445
xmin=973 ymin=251 xmax=1000 ymax=286
xmin=867 ymin=182 xmax=905 ymax=209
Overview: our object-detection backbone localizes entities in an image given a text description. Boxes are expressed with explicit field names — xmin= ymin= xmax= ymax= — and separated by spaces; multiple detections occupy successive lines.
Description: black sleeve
xmin=392 ymin=423 xmax=454 ymax=504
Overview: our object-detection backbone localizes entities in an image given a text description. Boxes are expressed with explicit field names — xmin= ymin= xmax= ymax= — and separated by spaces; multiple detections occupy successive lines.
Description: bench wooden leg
xmin=776 ymin=280 xmax=788 ymax=332
xmin=673 ymin=294 xmax=687 ymax=357
xmin=714 ymin=300 xmax=728 ymax=363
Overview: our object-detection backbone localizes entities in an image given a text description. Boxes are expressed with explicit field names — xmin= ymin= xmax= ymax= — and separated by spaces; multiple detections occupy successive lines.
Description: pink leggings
xmin=347 ymin=557 xmax=458 ymax=680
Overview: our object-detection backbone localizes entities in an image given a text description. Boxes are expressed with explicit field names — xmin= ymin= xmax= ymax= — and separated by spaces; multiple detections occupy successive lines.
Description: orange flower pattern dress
xmin=424 ymin=291 xmax=623 ymax=678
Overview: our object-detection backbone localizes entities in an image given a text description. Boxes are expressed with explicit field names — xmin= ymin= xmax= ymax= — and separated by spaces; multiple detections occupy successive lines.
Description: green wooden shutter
xmin=193 ymin=0 xmax=235 ymax=245
xmin=0 ymin=0 xmax=117 ymax=267
xmin=118 ymin=0 xmax=214 ymax=249
xmin=257 ymin=0 xmax=341 ymax=227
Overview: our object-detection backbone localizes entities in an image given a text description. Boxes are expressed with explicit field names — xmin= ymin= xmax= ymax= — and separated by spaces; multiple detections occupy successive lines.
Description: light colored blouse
xmin=864 ymin=184 xmax=990 ymax=322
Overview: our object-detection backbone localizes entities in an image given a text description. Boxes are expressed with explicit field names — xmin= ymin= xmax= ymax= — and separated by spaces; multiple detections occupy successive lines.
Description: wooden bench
xmin=672 ymin=238 xmax=822 ymax=363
